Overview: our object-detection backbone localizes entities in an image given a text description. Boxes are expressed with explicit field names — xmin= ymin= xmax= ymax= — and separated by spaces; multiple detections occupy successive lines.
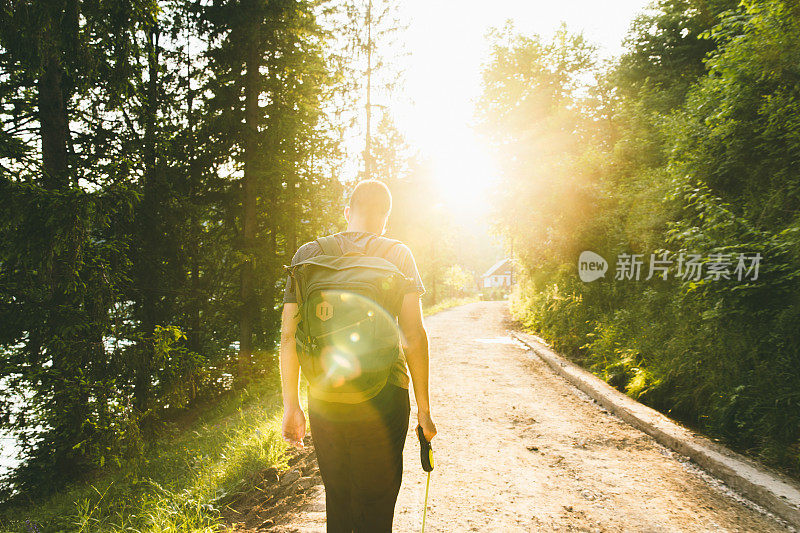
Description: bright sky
xmin=392 ymin=0 xmax=653 ymax=217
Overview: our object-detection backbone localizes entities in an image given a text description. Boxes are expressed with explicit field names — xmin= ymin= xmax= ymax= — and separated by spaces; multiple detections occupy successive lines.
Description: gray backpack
xmin=286 ymin=235 xmax=415 ymax=403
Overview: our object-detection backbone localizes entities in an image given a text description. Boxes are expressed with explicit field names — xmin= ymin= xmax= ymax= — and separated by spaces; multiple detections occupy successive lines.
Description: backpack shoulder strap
xmin=372 ymin=237 xmax=400 ymax=259
xmin=316 ymin=235 xmax=342 ymax=257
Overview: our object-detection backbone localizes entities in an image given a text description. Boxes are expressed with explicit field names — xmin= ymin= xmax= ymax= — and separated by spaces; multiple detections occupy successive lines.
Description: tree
xmin=0 ymin=0 xmax=157 ymax=491
xmin=442 ymin=264 xmax=473 ymax=299
xmin=477 ymin=22 xmax=599 ymax=270
xmin=203 ymin=0 xmax=336 ymax=385
xmin=479 ymin=0 xmax=800 ymax=475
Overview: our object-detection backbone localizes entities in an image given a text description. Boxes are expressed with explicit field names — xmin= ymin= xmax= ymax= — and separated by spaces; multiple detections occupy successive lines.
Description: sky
xmin=390 ymin=0 xmax=654 ymax=215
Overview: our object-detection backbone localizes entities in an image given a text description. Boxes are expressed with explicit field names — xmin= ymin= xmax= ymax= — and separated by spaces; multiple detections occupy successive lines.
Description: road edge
xmin=511 ymin=330 xmax=800 ymax=529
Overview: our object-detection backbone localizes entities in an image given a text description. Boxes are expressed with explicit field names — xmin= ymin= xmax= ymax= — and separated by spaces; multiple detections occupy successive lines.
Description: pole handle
xmin=417 ymin=425 xmax=434 ymax=472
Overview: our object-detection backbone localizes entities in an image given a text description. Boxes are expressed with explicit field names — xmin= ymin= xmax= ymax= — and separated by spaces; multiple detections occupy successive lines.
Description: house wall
xmin=483 ymin=274 xmax=512 ymax=288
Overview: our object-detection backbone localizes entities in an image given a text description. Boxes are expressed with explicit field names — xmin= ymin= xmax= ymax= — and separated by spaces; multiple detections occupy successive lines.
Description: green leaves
xmin=0 ymin=0 xmax=341 ymax=500
xmin=484 ymin=0 xmax=800 ymax=476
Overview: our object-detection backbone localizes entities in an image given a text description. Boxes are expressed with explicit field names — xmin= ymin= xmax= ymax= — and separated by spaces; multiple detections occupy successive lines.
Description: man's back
xmin=285 ymin=231 xmax=424 ymax=289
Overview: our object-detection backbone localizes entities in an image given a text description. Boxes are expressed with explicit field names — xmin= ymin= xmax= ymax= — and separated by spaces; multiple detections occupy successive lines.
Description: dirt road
xmin=268 ymin=301 xmax=789 ymax=532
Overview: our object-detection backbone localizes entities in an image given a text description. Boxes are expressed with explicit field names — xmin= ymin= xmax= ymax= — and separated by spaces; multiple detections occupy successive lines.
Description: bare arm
xmin=279 ymin=303 xmax=305 ymax=448
xmin=398 ymin=293 xmax=437 ymax=441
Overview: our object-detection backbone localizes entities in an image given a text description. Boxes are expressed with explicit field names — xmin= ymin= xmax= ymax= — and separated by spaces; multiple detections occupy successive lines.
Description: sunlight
xmin=428 ymin=131 xmax=498 ymax=218
xmin=390 ymin=0 xmax=653 ymax=223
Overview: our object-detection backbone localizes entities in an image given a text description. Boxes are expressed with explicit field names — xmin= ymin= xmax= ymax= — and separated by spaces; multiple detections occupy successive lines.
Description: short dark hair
xmin=349 ymin=180 xmax=392 ymax=220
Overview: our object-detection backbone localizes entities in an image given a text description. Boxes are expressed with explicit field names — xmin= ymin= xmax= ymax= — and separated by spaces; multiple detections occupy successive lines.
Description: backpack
xmin=285 ymin=234 xmax=415 ymax=403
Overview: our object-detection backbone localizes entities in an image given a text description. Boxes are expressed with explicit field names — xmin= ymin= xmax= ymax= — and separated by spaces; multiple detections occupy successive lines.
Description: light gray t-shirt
xmin=283 ymin=231 xmax=425 ymax=390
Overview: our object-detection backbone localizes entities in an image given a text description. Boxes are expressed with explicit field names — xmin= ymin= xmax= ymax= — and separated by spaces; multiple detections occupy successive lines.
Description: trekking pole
xmin=416 ymin=425 xmax=434 ymax=533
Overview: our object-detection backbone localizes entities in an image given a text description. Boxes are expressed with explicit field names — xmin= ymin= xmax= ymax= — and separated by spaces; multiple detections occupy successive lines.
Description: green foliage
xmin=0 ymin=180 xmax=136 ymax=494
xmin=482 ymin=0 xmax=800 ymax=475
xmin=441 ymin=264 xmax=474 ymax=299
xmin=0 ymin=0 xmax=343 ymax=499
xmin=0 ymin=376 xmax=290 ymax=533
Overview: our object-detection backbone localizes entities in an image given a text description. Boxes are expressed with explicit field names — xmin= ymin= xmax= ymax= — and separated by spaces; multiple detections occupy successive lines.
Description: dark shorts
xmin=308 ymin=383 xmax=411 ymax=533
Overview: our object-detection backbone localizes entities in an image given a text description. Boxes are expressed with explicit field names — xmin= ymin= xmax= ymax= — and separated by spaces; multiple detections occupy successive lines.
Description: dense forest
xmin=480 ymin=0 xmax=800 ymax=475
xmin=0 ymin=0 xmax=480 ymax=504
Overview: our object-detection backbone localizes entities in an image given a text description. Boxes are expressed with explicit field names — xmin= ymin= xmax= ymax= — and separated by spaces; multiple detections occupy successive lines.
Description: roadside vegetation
xmin=424 ymin=296 xmax=480 ymax=317
xmin=480 ymin=0 xmax=800 ymax=476
xmin=0 ymin=371 xmax=292 ymax=533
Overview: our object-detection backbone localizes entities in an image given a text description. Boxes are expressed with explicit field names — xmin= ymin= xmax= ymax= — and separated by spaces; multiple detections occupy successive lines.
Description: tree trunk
xmin=287 ymin=170 xmax=297 ymax=253
xmin=238 ymin=17 xmax=260 ymax=386
xmin=38 ymin=56 xmax=69 ymax=189
xmin=186 ymin=44 xmax=202 ymax=361
xmin=430 ymin=240 xmax=437 ymax=304
xmin=134 ymin=27 xmax=161 ymax=414
xmin=36 ymin=31 xmax=76 ymax=479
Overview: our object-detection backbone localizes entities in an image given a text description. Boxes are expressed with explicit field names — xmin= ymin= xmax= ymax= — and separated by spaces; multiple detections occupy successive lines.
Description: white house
xmin=481 ymin=258 xmax=514 ymax=289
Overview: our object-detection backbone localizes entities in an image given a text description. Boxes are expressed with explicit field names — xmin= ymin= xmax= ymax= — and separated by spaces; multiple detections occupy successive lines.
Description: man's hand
xmin=279 ymin=303 xmax=304 ymax=449
xmin=282 ymin=406 xmax=306 ymax=449
xmin=418 ymin=410 xmax=437 ymax=442
xmin=400 ymin=294 xmax=435 ymax=442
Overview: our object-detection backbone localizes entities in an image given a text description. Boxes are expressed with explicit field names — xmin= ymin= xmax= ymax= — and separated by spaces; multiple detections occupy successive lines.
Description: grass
xmin=0 ymin=370 xmax=304 ymax=533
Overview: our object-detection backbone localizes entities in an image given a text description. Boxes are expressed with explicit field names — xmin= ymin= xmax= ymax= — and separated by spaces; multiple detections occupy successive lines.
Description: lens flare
xmin=320 ymin=347 xmax=359 ymax=388
xmin=311 ymin=290 xmax=401 ymax=389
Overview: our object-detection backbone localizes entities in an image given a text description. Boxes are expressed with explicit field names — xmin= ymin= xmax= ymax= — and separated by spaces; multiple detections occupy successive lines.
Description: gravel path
xmin=269 ymin=301 xmax=789 ymax=532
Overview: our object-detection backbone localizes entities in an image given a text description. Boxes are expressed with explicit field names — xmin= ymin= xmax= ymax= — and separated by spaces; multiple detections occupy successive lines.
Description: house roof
xmin=482 ymin=258 xmax=512 ymax=279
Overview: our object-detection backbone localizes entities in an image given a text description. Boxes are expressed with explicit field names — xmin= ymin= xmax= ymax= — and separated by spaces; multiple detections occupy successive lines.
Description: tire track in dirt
xmin=259 ymin=301 xmax=790 ymax=532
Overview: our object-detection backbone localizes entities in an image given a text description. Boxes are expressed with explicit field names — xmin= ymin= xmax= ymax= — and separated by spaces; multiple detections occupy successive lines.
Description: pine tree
xmin=0 ymin=0 xmax=157 ymax=491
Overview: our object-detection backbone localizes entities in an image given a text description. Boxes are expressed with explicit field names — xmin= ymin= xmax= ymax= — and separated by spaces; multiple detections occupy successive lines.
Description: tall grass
xmin=0 ymin=371 xmax=299 ymax=533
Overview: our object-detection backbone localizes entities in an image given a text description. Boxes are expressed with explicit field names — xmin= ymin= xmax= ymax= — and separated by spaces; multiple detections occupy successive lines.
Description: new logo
xmin=578 ymin=251 xmax=608 ymax=282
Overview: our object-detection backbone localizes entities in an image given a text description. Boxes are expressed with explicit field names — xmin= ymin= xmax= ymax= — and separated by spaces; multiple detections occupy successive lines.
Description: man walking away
xmin=279 ymin=179 xmax=437 ymax=532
